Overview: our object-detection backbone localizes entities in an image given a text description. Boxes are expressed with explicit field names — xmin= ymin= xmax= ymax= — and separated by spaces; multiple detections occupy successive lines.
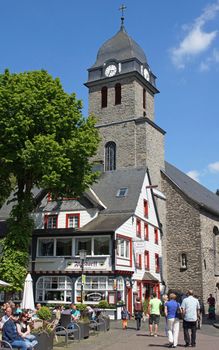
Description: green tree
xmin=0 ymin=69 xmax=99 ymax=291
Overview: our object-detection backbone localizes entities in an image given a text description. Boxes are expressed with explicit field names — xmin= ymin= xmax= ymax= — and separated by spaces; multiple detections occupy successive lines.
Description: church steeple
xmin=85 ymin=16 xmax=164 ymax=187
xmin=85 ymin=22 xmax=158 ymax=125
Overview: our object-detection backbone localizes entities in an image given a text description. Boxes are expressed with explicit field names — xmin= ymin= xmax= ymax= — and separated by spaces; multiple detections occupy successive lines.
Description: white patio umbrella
xmin=0 ymin=279 xmax=10 ymax=287
xmin=21 ymin=273 xmax=35 ymax=311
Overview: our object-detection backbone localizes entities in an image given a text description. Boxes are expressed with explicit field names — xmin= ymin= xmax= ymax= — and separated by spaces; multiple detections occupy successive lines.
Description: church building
xmin=1 ymin=14 xmax=219 ymax=313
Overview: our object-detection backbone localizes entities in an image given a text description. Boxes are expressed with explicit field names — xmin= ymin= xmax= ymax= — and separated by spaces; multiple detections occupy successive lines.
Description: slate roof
xmin=91 ymin=167 xmax=147 ymax=214
xmin=163 ymin=161 xmax=219 ymax=216
xmin=42 ymin=195 xmax=98 ymax=212
xmin=80 ymin=213 xmax=132 ymax=232
xmin=92 ymin=26 xmax=147 ymax=68
xmin=0 ymin=187 xmax=44 ymax=220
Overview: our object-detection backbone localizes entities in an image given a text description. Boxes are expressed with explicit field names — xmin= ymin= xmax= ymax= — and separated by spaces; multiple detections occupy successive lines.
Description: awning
xmin=142 ymin=272 xmax=159 ymax=282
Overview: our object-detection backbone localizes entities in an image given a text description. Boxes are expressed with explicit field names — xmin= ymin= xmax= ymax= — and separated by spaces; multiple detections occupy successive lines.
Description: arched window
xmin=105 ymin=141 xmax=116 ymax=171
xmin=143 ymin=88 xmax=146 ymax=109
xmin=101 ymin=86 xmax=107 ymax=108
xmin=115 ymin=83 xmax=121 ymax=105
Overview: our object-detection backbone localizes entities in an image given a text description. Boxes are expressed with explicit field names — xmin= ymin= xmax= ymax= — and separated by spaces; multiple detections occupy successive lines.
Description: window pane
xmin=68 ymin=215 xmax=79 ymax=228
xmin=38 ymin=239 xmax=54 ymax=256
xmin=121 ymin=241 xmax=124 ymax=257
xmin=56 ymin=238 xmax=72 ymax=256
xmin=47 ymin=216 xmax=57 ymax=228
xmin=36 ymin=276 xmax=72 ymax=303
xmin=94 ymin=237 xmax=110 ymax=255
xmin=75 ymin=238 xmax=91 ymax=255
xmin=125 ymin=241 xmax=129 ymax=258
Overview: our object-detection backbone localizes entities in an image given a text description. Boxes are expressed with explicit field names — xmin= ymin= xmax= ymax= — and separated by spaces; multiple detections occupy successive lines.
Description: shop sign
xmin=86 ymin=292 xmax=104 ymax=302
xmin=134 ymin=241 xmax=145 ymax=253
xmin=65 ymin=257 xmax=109 ymax=271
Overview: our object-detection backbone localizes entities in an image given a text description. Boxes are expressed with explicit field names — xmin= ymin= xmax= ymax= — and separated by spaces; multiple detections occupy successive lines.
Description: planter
xmin=103 ymin=316 xmax=110 ymax=331
xmin=35 ymin=331 xmax=54 ymax=350
xmin=78 ymin=322 xmax=90 ymax=339
xmin=101 ymin=308 xmax=116 ymax=320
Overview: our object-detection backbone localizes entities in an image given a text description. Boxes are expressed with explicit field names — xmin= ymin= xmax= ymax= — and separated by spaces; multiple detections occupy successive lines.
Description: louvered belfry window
xmin=101 ymin=86 xmax=108 ymax=108
xmin=115 ymin=83 xmax=121 ymax=105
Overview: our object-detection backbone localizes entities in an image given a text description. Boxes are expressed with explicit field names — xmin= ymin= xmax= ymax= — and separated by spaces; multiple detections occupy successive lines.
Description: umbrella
xmin=0 ymin=279 xmax=10 ymax=287
xmin=21 ymin=273 xmax=35 ymax=311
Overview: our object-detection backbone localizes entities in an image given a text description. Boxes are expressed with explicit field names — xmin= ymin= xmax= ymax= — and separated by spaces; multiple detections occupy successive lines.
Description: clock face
xmin=105 ymin=64 xmax=117 ymax=77
xmin=144 ymin=68 xmax=150 ymax=81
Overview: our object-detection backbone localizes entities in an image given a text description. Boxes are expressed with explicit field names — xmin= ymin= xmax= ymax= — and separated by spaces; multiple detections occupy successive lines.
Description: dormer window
xmin=116 ymin=187 xmax=128 ymax=197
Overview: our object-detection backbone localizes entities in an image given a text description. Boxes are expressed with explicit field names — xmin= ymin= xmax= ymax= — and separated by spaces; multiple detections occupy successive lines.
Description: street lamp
xmin=79 ymin=249 xmax=87 ymax=303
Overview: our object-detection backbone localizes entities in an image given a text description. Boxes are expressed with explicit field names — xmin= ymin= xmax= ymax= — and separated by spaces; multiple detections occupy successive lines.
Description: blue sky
xmin=0 ymin=0 xmax=219 ymax=192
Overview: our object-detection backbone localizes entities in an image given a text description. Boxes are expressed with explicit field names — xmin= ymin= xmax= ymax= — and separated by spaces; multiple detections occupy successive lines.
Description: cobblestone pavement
xmin=53 ymin=317 xmax=219 ymax=350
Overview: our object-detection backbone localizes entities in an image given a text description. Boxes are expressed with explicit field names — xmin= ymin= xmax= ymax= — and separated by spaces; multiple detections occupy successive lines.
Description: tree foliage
xmin=0 ymin=69 xmax=100 ymax=290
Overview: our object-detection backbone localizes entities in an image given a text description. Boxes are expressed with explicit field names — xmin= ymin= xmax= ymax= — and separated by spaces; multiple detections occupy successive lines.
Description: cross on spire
xmin=119 ymin=4 xmax=126 ymax=29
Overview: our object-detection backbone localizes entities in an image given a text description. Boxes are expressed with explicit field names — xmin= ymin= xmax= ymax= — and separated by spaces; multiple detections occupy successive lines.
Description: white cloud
xmin=186 ymin=170 xmax=200 ymax=182
xmin=208 ymin=161 xmax=219 ymax=172
xmin=171 ymin=1 xmax=219 ymax=68
xmin=199 ymin=48 xmax=219 ymax=71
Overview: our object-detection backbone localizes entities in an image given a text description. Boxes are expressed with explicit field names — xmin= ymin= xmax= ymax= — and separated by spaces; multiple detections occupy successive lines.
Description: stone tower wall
xmin=93 ymin=121 xmax=137 ymax=168
xmin=88 ymin=76 xmax=155 ymax=125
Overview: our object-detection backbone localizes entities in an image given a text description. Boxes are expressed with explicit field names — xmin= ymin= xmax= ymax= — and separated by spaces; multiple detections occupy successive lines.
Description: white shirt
xmin=181 ymin=296 xmax=200 ymax=322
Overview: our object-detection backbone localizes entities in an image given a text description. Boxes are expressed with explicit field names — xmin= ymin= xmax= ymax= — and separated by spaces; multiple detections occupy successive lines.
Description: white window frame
xmin=116 ymin=239 xmax=130 ymax=259
xmin=37 ymin=235 xmax=111 ymax=258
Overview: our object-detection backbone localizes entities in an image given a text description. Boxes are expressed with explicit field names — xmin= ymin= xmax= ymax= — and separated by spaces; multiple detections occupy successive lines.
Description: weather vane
xmin=119 ymin=4 xmax=127 ymax=28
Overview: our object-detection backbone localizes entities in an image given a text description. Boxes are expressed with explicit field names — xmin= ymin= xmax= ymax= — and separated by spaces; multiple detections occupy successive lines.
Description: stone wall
xmin=161 ymin=174 xmax=203 ymax=296
xmin=88 ymin=75 xmax=155 ymax=125
xmin=200 ymin=212 xmax=219 ymax=310
xmin=92 ymin=118 xmax=164 ymax=181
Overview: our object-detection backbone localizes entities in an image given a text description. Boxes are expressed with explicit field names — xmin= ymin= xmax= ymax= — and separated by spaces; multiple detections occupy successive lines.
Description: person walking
xmin=181 ymin=290 xmax=200 ymax=348
xmin=148 ymin=292 xmax=162 ymax=337
xmin=165 ymin=293 xmax=181 ymax=348
xmin=121 ymin=306 xmax=130 ymax=330
xmin=134 ymin=297 xmax=143 ymax=330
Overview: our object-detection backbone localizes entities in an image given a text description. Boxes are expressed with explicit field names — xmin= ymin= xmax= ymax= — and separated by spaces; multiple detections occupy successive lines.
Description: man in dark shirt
xmin=2 ymin=307 xmax=29 ymax=350
xmin=207 ymin=294 xmax=215 ymax=307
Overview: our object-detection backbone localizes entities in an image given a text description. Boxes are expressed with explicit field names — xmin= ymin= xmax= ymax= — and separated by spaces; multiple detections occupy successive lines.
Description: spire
xmin=119 ymin=4 xmax=127 ymax=31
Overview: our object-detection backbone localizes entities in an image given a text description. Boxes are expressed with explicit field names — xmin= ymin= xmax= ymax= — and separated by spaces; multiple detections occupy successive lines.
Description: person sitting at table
xmin=2 ymin=307 xmax=30 ymax=350
xmin=16 ymin=312 xmax=38 ymax=349
xmin=70 ymin=304 xmax=80 ymax=321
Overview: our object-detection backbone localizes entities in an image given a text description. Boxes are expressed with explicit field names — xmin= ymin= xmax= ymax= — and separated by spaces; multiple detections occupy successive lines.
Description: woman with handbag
xmin=164 ymin=293 xmax=181 ymax=348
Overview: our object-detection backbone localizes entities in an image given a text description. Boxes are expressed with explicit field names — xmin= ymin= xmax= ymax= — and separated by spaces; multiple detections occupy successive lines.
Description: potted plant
xmin=76 ymin=304 xmax=90 ymax=339
xmin=96 ymin=301 xmax=110 ymax=330
xmin=32 ymin=306 xmax=55 ymax=350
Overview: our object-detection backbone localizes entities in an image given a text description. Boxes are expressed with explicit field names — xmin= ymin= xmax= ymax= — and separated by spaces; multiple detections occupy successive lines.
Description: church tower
xmin=85 ymin=15 xmax=165 ymax=188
